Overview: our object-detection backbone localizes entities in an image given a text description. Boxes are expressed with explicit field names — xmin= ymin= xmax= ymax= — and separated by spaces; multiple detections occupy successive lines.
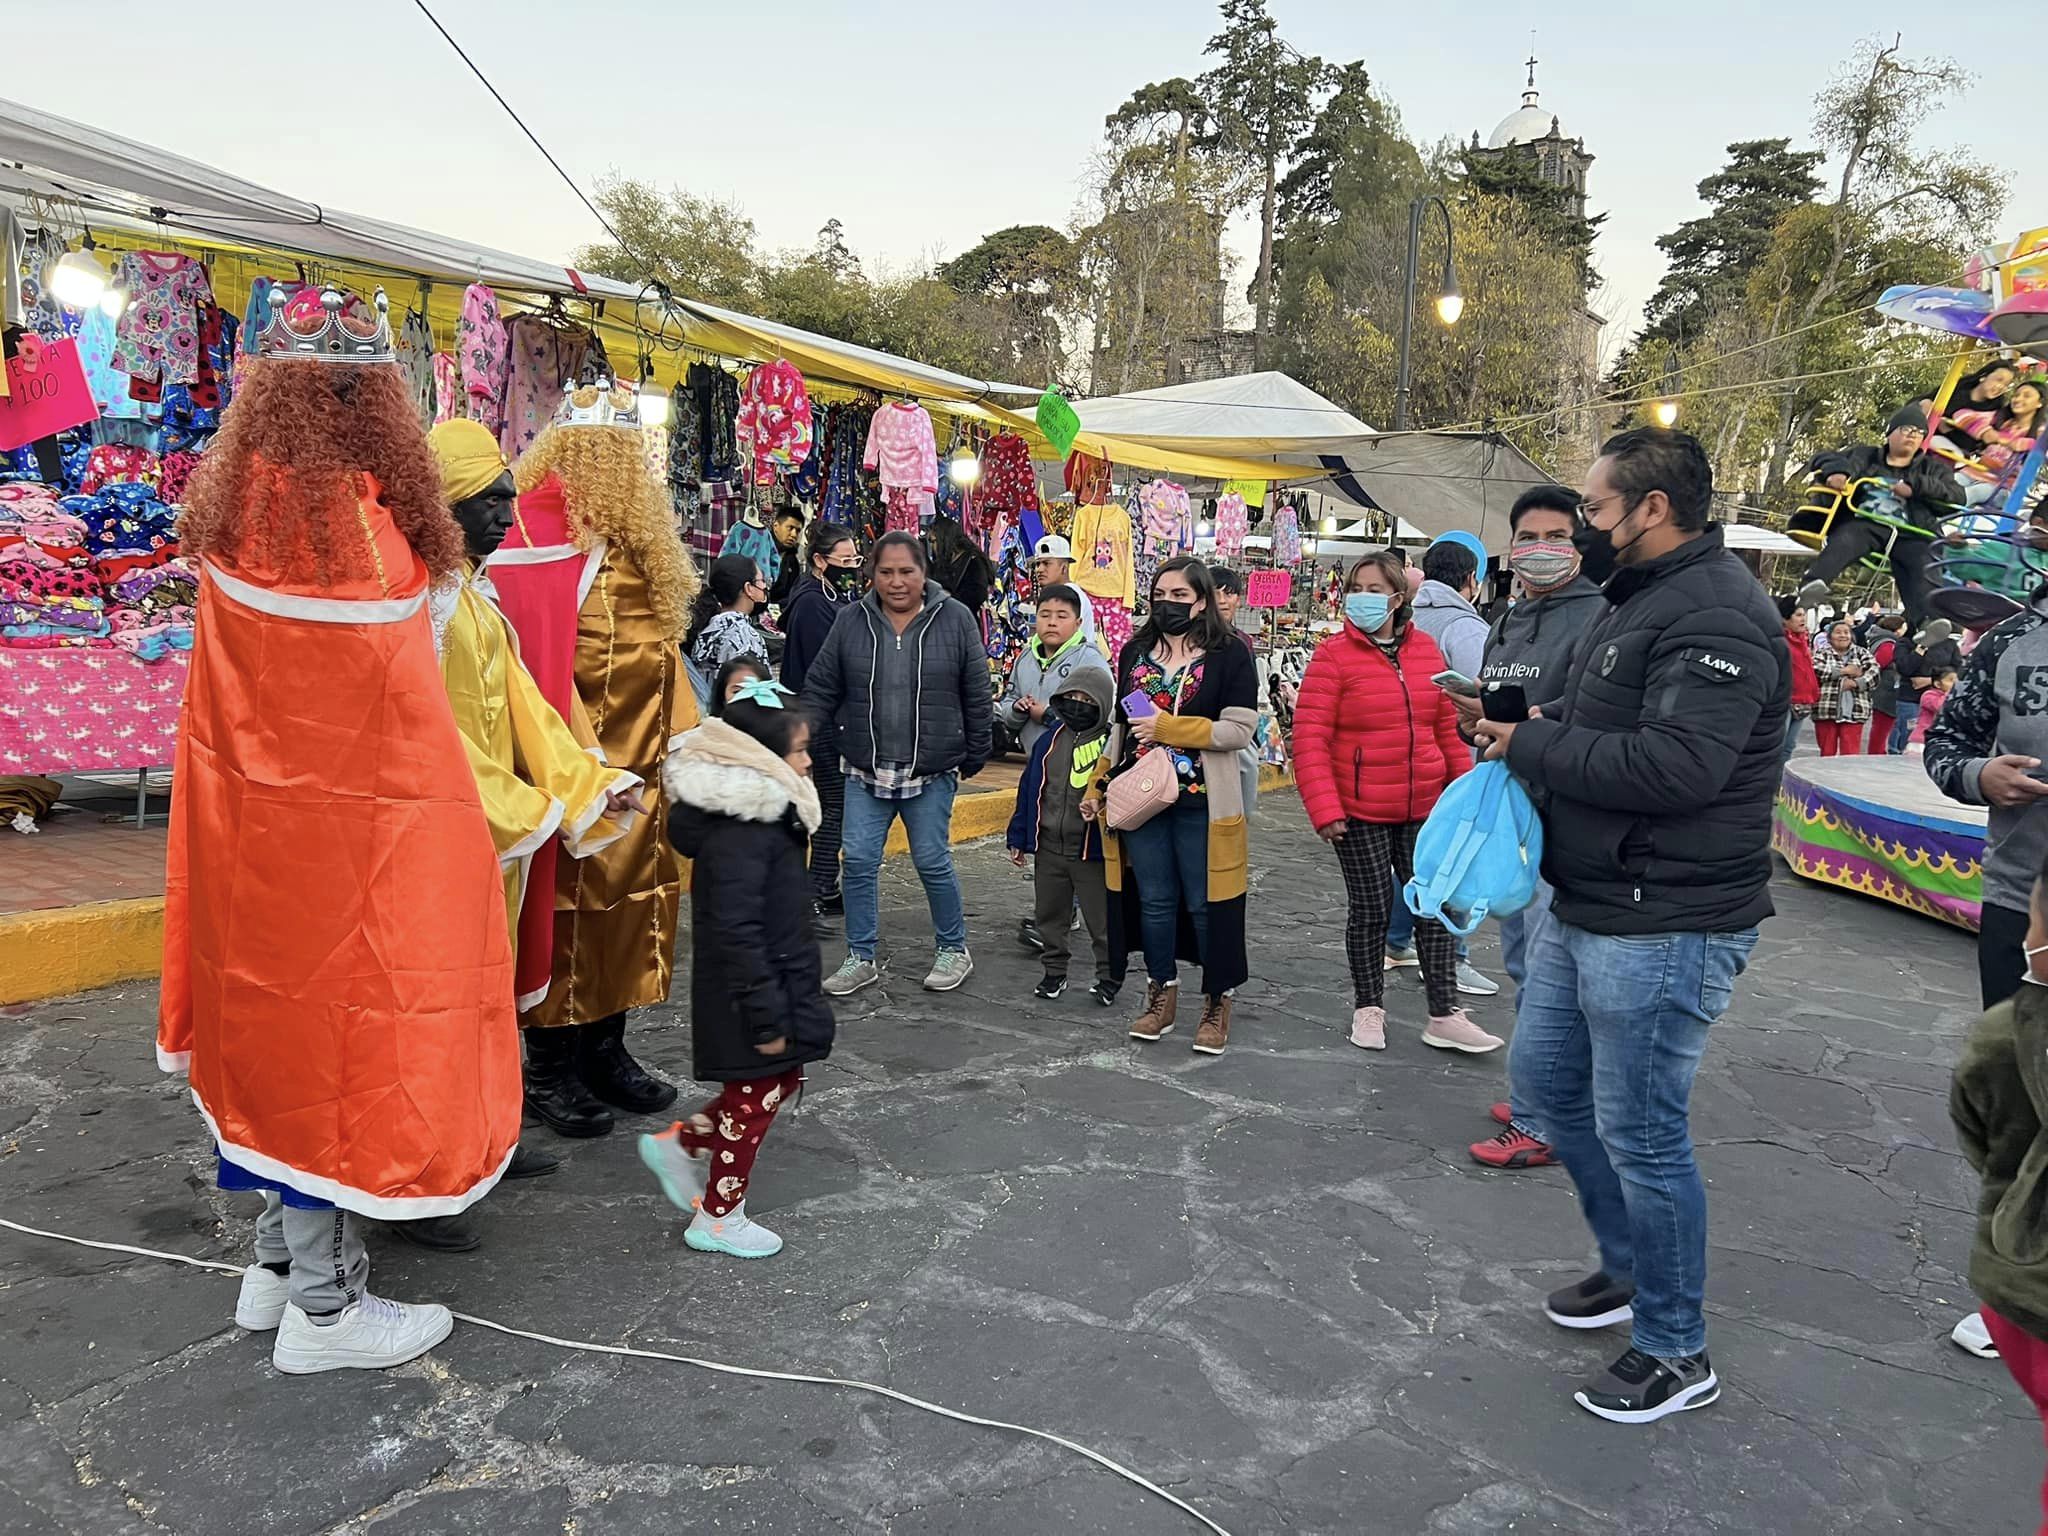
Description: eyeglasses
xmin=1576 ymin=492 xmax=1643 ymax=520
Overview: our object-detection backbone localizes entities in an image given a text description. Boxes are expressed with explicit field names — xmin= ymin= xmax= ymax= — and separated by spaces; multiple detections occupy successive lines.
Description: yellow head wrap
xmin=429 ymin=419 xmax=509 ymax=504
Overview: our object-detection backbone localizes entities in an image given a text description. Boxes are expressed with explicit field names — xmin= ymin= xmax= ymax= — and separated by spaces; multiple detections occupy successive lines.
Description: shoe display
xmin=824 ymin=955 xmax=881 ymax=997
xmin=1470 ymin=1125 xmax=1557 ymax=1169
xmin=924 ymin=949 xmax=975 ymax=991
xmin=1951 ymin=1311 xmax=2000 ymax=1359
xmin=1018 ymin=918 xmax=1045 ymax=952
xmin=638 ymin=1127 xmax=710 ymax=1214
xmin=391 ymin=1215 xmax=481 ymax=1253
xmin=576 ymin=1015 xmax=678 ymax=1115
xmin=1544 ymin=1270 xmax=1637 ymax=1330
xmin=1034 ymin=974 xmax=1067 ymax=999
xmin=1383 ymin=945 xmax=1418 ymax=970
xmin=684 ymin=1200 xmax=784 ymax=1259
xmin=1090 ymin=980 xmax=1120 ymax=1008
xmin=522 ymin=1027 xmax=614 ymax=1139
xmin=1574 ymin=1347 xmax=1720 ymax=1424
xmin=1422 ymin=1010 xmax=1504 ymax=1053
xmin=235 ymin=1264 xmax=289 ymax=1332
xmin=504 ymin=1143 xmax=559 ymax=1180
xmin=1454 ymin=961 xmax=1500 ymax=997
xmin=1192 ymin=995 xmax=1232 ymax=1055
xmin=1350 ymin=1005 xmax=1387 ymax=1051
xmin=271 ymin=1294 xmax=454 ymax=1375
xmin=1130 ymin=980 xmax=1178 ymax=1041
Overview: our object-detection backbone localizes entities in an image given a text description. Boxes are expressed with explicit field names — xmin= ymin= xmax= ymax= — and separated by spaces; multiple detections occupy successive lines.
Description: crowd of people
xmin=148 ymin=292 xmax=2043 ymax=1481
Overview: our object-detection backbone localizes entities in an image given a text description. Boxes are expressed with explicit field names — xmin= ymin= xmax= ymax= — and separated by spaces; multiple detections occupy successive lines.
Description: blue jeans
xmin=1121 ymin=798 xmax=1210 ymax=986
xmin=1498 ymin=877 xmax=1554 ymax=1140
xmin=1887 ymin=709 xmax=1914 ymax=754
xmin=1386 ymin=893 xmax=1468 ymax=961
xmin=841 ymin=774 xmax=967 ymax=961
xmin=1780 ymin=711 xmax=1804 ymax=766
xmin=1510 ymin=905 xmax=1758 ymax=1359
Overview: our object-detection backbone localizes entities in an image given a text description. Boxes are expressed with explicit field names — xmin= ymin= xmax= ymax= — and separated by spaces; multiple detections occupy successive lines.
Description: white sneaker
xmin=1383 ymin=945 xmax=1418 ymax=970
xmin=271 ymin=1294 xmax=454 ymax=1375
xmin=1952 ymin=1310 xmax=1999 ymax=1359
xmin=1455 ymin=961 xmax=1500 ymax=997
xmin=923 ymin=948 xmax=974 ymax=991
xmin=234 ymin=1264 xmax=289 ymax=1331
xmin=1350 ymin=1006 xmax=1387 ymax=1050
xmin=684 ymin=1200 xmax=784 ymax=1259
xmin=824 ymin=955 xmax=881 ymax=997
xmin=638 ymin=1128 xmax=709 ymax=1213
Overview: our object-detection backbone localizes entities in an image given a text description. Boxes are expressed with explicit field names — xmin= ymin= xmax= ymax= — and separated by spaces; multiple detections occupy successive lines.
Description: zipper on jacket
xmin=1388 ymin=646 xmax=1417 ymax=821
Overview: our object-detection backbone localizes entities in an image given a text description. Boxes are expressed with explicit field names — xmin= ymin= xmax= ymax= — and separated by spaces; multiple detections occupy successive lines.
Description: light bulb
xmin=48 ymin=250 xmax=110 ymax=309
xmin=948 ymin=449 xmax=981 ymax=487
xmin=638 ymin=381 xmax=670 ymax=428
xmin=1653 ymin=399 xmax=1679 ymax=428
xmin=1435 ymin=291 xmax=1464 ymax=326
xmin=98 ymin=287 xmax=126 ymax=319
xmin=1197 ymin=521 xmax=1212 ymax=537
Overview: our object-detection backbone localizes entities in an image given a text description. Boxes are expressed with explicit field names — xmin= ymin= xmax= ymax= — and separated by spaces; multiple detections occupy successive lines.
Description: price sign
xmin=1246 ymin=569 xmax=1293 ymax=609
xmin=0 ymin=339 xmax=99 ymax=451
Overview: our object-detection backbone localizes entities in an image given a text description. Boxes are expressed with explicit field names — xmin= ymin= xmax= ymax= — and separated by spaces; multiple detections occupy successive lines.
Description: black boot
xmin=391 ymin=1214 xmax=481 ymax=1252
xmin=505 ymin=1142 xmax=560 ymax=1179
xmin=523 ymin=1026 xmax=615 ymax=1138
xmin=576 ymin=1013 xmax=678 ymax=1114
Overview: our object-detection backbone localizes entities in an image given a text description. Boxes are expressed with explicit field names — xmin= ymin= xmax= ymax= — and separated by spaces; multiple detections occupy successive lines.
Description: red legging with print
xmin=1814 ymin=719 xmax=1863 ymax=756
xmin=1984 ymin=1308 xmax=2048 ymax=1535
xmin=676 ymin=1067 xmax=804 ymax=1216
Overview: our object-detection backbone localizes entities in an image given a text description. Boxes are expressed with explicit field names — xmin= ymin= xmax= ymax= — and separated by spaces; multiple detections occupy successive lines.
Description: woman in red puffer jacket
xmin=1292 ymin=550 xmax=1497 ymax=1056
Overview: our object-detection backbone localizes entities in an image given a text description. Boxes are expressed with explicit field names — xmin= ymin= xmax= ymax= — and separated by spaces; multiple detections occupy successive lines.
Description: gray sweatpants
xmin=253 ymin=1193 xmax=369 ymax=1318
xmin=1035 ymin=853 xmax=1111 ymax=983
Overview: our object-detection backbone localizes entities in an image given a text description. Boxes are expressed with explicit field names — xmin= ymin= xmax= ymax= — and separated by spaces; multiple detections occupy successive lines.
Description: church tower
xmin=1468 ymin=52 xmax=1595 ymax=222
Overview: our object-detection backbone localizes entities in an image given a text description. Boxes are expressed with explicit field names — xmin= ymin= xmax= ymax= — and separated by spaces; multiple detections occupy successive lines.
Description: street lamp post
xmin=1392 ymin=195 xmax=1461 ymax=433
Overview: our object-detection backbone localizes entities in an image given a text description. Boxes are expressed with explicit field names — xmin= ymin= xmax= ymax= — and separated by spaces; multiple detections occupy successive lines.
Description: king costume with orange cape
xmin=505 ymin=381 xmax=701 ymax=1130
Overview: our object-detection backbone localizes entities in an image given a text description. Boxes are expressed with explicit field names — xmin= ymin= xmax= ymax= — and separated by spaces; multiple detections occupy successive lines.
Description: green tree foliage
xmin=1456 ymin=144 xmax=1603 ymax=293
xmin=574 ymin=178 xmax=760 ymax=308
xmin=936 ymin=225 xmax=1076 ymax=383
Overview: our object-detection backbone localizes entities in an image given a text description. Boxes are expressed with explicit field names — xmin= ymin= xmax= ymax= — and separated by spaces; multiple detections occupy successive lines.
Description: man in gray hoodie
xmin=1413 ymin=536 xmax=1493 ymax=679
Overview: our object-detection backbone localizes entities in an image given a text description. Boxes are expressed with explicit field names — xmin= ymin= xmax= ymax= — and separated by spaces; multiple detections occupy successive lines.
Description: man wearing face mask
xmin=780 ymin=522 xmax=863 ymax=924
xmin=1470 ymin=428 xmax=1789 ymax=1426
xmin=1462 ymin=484 xmax=1606 ymax=1173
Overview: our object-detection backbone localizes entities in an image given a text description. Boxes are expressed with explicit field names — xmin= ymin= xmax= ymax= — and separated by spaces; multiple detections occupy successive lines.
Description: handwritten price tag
xmin=1246 ymin=569 xmax=1293 ymax=609
xmin=0 ymin=339 xmax=99 ymax=451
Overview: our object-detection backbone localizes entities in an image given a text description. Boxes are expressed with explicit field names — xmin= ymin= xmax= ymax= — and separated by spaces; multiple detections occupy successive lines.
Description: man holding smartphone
xmin=1471 ymin=429 xmax=1788 ymax=1425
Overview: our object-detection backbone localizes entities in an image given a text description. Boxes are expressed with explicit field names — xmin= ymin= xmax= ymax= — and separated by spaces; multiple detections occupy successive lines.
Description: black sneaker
xmin=1090 ymin=980 xmax=1120 ymax=1008
xmin=817 ymin=890 xmax=844 ymax=916
xmin=1018 ymin=919 xmax=1046 ymax=952
xmin=1034 ymin=974 xmax=1067 ymax=999
xmin=1544 ymin=1271 xmax=1636 ymax=1330
xmin=1574 ymin=1347 xmax=1719 ymax=1424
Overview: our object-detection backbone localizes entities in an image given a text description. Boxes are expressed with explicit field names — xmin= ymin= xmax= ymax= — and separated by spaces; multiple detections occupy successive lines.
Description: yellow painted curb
xmin=0 ymin=898 xmax=165 ymax=1006
xmin=0 ymin=771 xmax=1298 ymax=1005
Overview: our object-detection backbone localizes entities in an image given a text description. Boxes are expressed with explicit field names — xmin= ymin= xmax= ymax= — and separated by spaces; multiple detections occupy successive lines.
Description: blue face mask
xmin=1345 ymin=592 xmax=1392 ymax=633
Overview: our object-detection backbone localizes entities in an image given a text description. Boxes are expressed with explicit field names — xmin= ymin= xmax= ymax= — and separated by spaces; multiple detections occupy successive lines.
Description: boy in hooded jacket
xmin=1007 ymin=663 xmax=1119 ymax=1005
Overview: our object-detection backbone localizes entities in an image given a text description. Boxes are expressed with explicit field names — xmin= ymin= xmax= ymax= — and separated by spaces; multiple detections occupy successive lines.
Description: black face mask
xmin=1571 ymin=505 xmax=1645 ymax=587
xmin=1052 ymin=697 xmax=1103 ymax=733
xmin=827 ymin=566 xmax=863 ymax=598
xmin=1152 ymin=600 xmax=1196 ymax=637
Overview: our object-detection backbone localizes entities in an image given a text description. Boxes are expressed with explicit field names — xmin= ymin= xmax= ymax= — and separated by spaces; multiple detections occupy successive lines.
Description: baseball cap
xmin=1033 ymin=535 xmax=1074 ymax=562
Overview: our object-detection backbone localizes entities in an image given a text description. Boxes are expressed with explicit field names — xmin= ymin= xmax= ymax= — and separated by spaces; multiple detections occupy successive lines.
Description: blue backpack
xmin=1402 ymin=760 xmax=1544 ymax=936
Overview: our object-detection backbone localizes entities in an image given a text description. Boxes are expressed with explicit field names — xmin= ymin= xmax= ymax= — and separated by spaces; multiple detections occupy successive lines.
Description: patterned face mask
xmin=1507 ymin=540 xmax=1581 ymax=592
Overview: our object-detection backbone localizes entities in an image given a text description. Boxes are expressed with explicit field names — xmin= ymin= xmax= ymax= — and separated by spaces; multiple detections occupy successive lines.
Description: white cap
xmin=1033 ymin=535 xmax=1073 ymax=562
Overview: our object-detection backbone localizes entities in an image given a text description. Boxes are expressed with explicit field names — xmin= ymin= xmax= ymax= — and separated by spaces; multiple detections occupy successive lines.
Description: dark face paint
xmin=452 ymin=472 xmax=519 ymax=560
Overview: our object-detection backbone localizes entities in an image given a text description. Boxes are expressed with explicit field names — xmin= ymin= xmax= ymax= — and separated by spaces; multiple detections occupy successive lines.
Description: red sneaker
xmin=1488 ymin=1101 xmax=1513 ymax=1126
xmin=1470 ymin=1125 xmax=1557 ymax=1169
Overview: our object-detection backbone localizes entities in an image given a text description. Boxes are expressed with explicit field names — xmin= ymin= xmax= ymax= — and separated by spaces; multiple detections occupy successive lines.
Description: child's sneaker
xmin=1090 ymin=979 xmax=1120 ymax=1008
xmin=235 ymin=1263 xmax=290 ymax=1331
xmin=1034 ymin=974 xmax=1067 ymax=999
xmin=638 ymin=1126 xmax=709 ymax=1213
xmin=271 ymin=1294 xmax=453 ymax=1375
xmin=684 ymin=1201 xmax=783 ymax=1259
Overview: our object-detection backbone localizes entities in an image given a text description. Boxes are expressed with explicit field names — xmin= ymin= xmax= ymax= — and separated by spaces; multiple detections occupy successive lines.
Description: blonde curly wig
xmin=513 ymin=425 xmax=699 ymax=638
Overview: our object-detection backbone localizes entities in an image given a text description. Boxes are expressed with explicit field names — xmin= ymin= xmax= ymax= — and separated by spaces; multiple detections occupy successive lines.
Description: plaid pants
xmin=1331 ymin=819 xmax=1459 ymax=1014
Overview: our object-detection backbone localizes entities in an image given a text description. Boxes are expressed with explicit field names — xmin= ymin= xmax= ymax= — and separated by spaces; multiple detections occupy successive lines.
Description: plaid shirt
xmin=1813 ymin=641 xmax=1878 ymax=724
xmin=848 ymin=762 xmax=948 ymax=801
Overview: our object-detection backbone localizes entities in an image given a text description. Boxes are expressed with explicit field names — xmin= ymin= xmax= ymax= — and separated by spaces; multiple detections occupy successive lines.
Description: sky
xmin=13 ymin=1 xmax=2039 ymax=369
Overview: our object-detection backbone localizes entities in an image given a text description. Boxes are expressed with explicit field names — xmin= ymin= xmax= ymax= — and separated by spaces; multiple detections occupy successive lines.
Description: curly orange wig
xmin=180 ymin=361 xmax=464 ymax=583
xmin=513 ymin=425 xmax=698 ymax=638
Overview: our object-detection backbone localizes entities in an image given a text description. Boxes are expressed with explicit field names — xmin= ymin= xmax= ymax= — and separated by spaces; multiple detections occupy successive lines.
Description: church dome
xmin=1489 ymin=90 xmax=1556 ymax=148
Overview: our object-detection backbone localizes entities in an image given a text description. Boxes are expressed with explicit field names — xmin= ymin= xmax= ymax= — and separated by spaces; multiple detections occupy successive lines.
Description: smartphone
xmin=1481 ymin=682 xmax=1529 ymax=723
xmin=1432 ymin=670 xmax=1481 ymax=698
xmin=1122 ymin=689 xmax=1158 ymax=719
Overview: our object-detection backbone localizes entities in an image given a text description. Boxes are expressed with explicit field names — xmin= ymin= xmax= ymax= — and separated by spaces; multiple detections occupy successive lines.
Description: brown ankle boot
xmin=1192 ymin=995 xmax=1232 ymax=1055
xmin=1129 ymin=980 xmax=1177 ymax=1041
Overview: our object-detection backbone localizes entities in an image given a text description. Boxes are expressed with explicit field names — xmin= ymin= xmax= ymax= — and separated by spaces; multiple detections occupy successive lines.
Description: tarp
xmin=1303 ymin=433 xmax=1560 ymax=555
xmin=1065 ymin=370 xmax=1376 ymax=455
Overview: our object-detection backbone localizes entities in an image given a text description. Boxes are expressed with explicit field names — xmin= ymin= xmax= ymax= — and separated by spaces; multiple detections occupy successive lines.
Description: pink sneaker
xmin=1423 ymin=1010 xmax=1504 ymax=1054
xmin=1350 ymin=1006 xmax=1387 ymax=1050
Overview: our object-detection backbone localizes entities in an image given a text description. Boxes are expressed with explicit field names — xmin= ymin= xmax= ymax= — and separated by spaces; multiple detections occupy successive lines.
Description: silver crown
xmin=554 ymin=376 xmax=640 ymax=430
xmin=256 ymin=285 xmax=395 ymax=364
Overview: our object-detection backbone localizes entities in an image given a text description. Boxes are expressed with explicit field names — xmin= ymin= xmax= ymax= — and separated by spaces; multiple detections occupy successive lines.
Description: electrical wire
xmin=0 ymin=1216 xmax=1233 ymax=1536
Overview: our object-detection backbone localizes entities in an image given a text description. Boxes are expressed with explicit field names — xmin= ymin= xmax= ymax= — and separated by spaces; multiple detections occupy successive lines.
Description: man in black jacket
xmin=802 ymin=532 xmax=993 ymax=998
xmin=1473 ymin=428 xmax=1788 ymax=1426
xmin=1796 ymin=403 xmax=1964 ymax=627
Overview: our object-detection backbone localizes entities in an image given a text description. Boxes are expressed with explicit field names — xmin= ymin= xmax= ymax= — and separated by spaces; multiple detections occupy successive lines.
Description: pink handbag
xmin=1105 ymin=748 xmax=1181 ymax=831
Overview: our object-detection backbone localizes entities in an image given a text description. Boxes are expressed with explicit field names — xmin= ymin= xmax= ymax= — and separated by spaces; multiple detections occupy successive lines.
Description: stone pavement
xmin=0 ymin=799 xmax=2033 ymax=1534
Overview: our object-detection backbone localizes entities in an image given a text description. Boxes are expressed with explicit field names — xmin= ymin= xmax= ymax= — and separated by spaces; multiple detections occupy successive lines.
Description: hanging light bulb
xmin=1435 ymin=288 xmax=1464 ymax=326
xmin=1652 ymin=353 xmax=1682 ymax=428
xmin=637 ymin=375 xmax=670 ymax=429
xmin=948 ymin=446 xmax=981 ymax=487
xmin=1653 ymin=398 xmax=1679 ymax=428
xmin=98 ymin=286 xmax=126 ymax=320
xmin=48 ymin=250 xmax=111 ymax=310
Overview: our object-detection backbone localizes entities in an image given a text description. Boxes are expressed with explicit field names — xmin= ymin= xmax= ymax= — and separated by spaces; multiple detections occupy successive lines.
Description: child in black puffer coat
xmin=637 ymin=681 xmax=834 ymax=1259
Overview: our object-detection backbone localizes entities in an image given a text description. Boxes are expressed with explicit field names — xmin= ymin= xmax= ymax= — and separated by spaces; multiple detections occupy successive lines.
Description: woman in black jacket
xmin=779 ymin=522 xmax=862 ymax=917
xmin=638 ymin=685 xmax=834 ymax=1261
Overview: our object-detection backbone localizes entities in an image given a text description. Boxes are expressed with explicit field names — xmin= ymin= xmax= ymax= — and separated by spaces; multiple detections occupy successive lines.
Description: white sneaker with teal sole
xmin=1455 ymin=961 xmax=1500 ymax=997
xmin=235 ymin=1264 xmax=289 ymax=1331
xmin=271 ymin=1294 xmax=452 ymax=1375
xmin=1952 ymin=1310 xmax=1999 ymax=1358
xmin=923 ymin=948 xmax=974 ymax=991
xmin=638 ymin=1128 xmax=709 ymax=1213
xmin=685 ymin=1200 xmax=783 ymax=1259
xmin=824 ymin=956 xmax=881 ymax=997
